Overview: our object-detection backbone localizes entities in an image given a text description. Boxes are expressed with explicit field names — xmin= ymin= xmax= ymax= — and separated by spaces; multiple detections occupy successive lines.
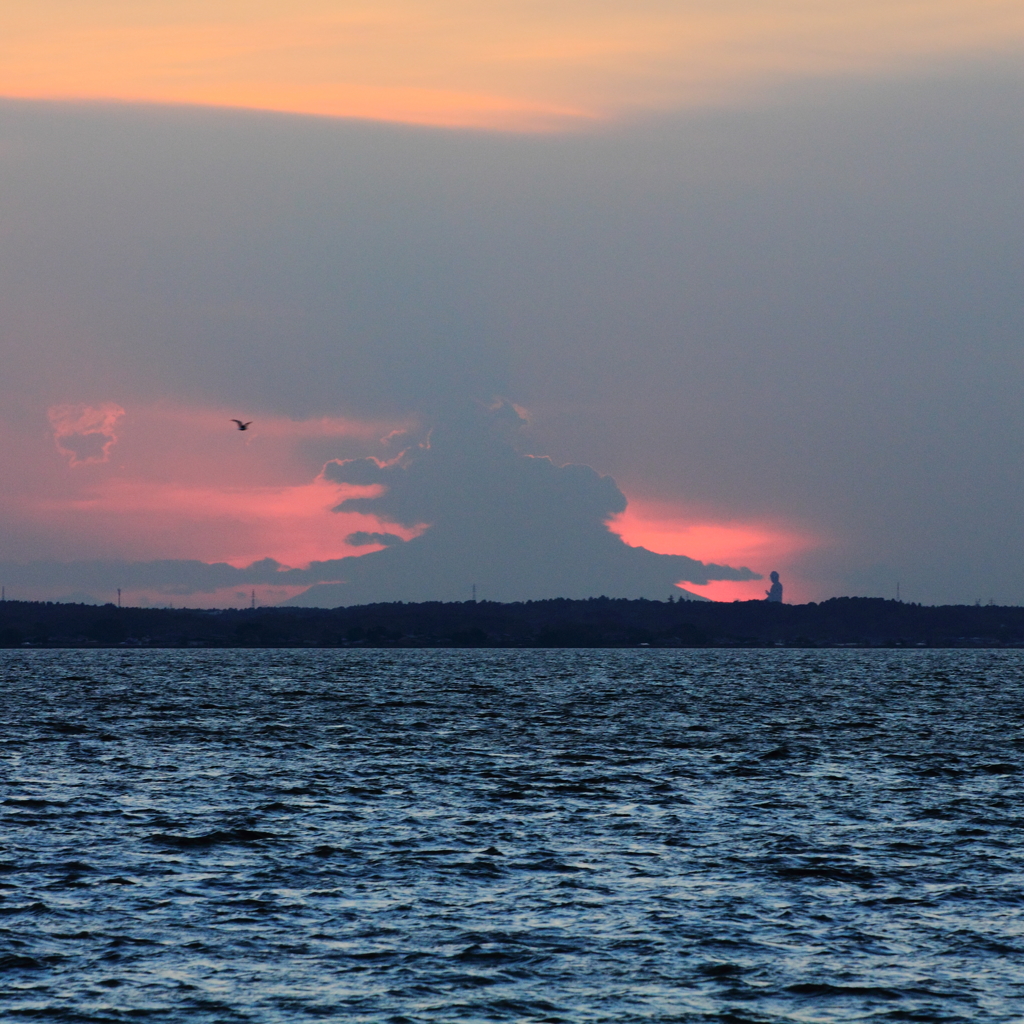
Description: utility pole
xmin=117 ymin=588 xmax=121 ymax=608
xmin=251 ymin=589 xmax=256 ymax=610
xmin=472 ymin=584 xmax=477 ymax=603
xmin=896 ymin=582 xmax=900 ymax=602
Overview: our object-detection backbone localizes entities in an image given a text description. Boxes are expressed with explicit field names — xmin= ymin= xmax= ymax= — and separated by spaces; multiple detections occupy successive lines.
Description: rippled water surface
xmin=1 ymin=649 xmax=1023 ymax=1022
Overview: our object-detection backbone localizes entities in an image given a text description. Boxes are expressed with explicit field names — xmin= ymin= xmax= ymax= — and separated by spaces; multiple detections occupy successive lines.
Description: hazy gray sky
xmin=1 ymin=61 xmax=1022 ymax=606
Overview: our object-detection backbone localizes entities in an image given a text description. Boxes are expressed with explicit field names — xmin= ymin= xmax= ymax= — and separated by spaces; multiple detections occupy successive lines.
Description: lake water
xmin=1 ymin=648 xmax=1022 ymax=1022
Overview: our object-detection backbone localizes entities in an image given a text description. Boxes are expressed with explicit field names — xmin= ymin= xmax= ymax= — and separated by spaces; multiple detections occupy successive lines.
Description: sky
xmin=1 ymin=2 xmax=1022 ymax=607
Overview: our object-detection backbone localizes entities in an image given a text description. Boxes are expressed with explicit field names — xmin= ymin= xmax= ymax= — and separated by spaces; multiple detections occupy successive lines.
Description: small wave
xmin=510 ymin=857 xmax=586 ymax=873
xmin=699 ymin=963 xmax=744 ymax=977
xmin=0 ymin=902 xmax=52 ymax=916
xmin=774 ymin=862 xmax=876 ymax=883
xmin=454 ymin=945 xmax=527 ymax=964
xmin=0 ymin=954 xmax=45 ymax=971
xmin=786 ymin=982 xmax=903 ymax=998
xmin=42 ymin=720 xmax=89 ymax=735
xmin=146 ymin=829 xmax=278 ymax=848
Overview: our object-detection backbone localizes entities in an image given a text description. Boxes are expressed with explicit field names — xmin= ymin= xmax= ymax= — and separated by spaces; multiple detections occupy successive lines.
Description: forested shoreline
xmin=2 ymin=596 xmax=1023 ymax=648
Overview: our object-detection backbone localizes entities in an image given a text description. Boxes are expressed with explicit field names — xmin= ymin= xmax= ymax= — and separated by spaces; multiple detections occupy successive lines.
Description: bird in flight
xmin=231 ymin=419 xmax=252 ymax=431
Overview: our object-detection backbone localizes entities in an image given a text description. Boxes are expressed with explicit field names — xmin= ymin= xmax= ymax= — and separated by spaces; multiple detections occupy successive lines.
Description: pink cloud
xmin=608 ymin=498 xmax=824 ymax=603
xmin=48 ymin=402 xmax=125 ymax=466
xmin=11 ymin=402 xmax=821 ymax=605
xmin=31 ymin=475 xmax=424 ymax=568
xmin=7 ymin=402 xmax=423 ymax=569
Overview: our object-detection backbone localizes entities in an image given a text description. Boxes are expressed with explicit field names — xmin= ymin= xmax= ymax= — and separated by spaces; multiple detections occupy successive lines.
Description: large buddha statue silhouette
xmin=765 ymin=571 xmax=783 ymax=603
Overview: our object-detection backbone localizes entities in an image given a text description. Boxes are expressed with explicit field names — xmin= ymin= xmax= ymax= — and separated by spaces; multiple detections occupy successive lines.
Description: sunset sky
xmin=1 ymin=1 xmax=1022 ymax=606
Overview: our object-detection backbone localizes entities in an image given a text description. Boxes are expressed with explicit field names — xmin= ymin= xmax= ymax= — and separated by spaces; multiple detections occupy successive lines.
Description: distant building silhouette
xmin=765 ymin=571 xmax=783 ymax=603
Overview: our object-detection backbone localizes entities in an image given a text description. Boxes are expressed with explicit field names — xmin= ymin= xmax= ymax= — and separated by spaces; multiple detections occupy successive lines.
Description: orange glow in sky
xmin=31 ymin=474 xmax=420 ymax=571
xmin=0 ymin=402 xmax=421 ymax=576
xmin=2 ymin=2 xmax=1022 ymax=129
xmin=0 ymin=400 xmax=825 ymax=605
xmin=608 ymin=499 xmax=822 ymax=603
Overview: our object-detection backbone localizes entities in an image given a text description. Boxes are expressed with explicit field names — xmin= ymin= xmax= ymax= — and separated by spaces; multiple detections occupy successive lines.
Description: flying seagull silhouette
xmin=231 ymin=419 xmax=252 ymax=431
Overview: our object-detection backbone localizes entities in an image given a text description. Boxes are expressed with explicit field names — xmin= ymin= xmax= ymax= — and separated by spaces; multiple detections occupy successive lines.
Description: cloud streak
xmin=2 ymin=2 xmax=1022 ymax=129
xmin=4 ymin=403 xmax=418 ymax=569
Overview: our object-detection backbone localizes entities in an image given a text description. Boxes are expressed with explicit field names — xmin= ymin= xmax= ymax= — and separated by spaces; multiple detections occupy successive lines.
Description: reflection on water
xmin=1 ymin=649 xmax=1022 ymax=1022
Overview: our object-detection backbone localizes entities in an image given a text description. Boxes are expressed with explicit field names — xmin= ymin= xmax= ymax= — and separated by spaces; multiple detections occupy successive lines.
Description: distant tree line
xmin=1 ymin=596 xmax=1024 ymax=648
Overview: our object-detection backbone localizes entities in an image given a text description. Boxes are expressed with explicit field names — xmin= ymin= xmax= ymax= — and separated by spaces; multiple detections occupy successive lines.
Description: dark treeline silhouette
xmin=2 ymin=597 xmax=1024 ymax=648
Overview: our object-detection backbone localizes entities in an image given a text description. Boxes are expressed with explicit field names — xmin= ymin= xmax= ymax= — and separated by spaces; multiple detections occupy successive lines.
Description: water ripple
xmin=0 ymin=648 xmax=1022 ymax=1021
